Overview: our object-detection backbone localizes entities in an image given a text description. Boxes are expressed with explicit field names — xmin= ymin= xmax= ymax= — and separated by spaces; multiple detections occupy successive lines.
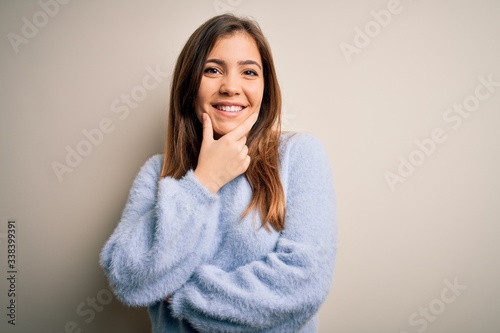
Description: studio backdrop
xmin=1 ymin=0 xmax=499 ymax=332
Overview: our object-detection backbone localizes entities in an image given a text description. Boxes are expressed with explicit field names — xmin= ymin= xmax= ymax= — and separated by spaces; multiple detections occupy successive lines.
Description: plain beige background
xmin=1 ymin=0 xmax=499 ymax=332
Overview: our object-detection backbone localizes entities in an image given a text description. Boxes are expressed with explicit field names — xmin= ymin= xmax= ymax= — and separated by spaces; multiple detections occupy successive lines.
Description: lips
xmin=213 ymin=105 xmax=244 ymax=112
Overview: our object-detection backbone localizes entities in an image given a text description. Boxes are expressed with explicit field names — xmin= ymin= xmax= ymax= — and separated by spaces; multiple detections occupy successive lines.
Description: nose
xmin=219 ymin=72 xmax=240 ymax=96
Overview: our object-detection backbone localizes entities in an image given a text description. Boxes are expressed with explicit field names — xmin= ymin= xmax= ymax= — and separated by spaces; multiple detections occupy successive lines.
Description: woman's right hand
xmin=194 ymin=112 xmax=258 ymax=194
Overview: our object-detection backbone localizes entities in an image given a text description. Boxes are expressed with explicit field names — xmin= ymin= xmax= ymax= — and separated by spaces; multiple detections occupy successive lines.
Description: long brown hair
xmin=160 ymin=14 xmax=285 ymax=231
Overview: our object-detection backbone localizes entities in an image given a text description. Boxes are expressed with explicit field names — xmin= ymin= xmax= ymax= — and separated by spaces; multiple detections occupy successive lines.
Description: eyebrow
xmin=206 ymin=58 xmax=262 ymax=71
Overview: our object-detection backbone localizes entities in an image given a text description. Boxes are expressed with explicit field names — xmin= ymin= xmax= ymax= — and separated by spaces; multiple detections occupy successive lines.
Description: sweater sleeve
xmin=170 ymin=134 xmax=338 ymax=332
xmin=99 ymin=155 xmax=221 ymax=307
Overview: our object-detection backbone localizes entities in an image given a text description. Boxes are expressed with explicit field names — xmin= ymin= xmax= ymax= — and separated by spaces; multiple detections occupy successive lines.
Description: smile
xmin=213 ymin=105 xmax=245 ymax=112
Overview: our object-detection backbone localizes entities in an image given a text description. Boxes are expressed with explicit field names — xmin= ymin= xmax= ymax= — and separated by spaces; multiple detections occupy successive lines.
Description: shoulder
xmin=130 ymin=154 xmax=164 ymax=188
xmin=137 ymin=154 xmax=163 ymax=176
xmin=279 ymin=132 xmax=329 ymax=163
xmin=278 ymin=132 xmax=332 ymax=185
xmin=141 ymin=154 xmax=164 ymax=171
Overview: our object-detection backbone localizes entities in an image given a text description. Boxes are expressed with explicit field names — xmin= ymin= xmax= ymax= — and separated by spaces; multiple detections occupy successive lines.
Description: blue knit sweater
xmin=100 ymin=132 xmax=338 ymax=333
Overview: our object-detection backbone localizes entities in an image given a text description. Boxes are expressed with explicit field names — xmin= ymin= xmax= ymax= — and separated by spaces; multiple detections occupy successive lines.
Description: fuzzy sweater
xmin=100 ymin=132 xmax=338 ymax=333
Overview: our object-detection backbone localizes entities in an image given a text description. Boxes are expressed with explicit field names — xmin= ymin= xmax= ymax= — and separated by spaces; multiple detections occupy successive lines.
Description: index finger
xmin=201 ymin=113 xmax=214 ymax=143
xmin=225 ymin=112 xmax=259 ymax=140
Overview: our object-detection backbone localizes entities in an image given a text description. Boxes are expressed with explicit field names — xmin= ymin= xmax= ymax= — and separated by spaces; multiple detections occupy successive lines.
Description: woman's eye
xmin=204 ymin=67 xmax=220 ymax=75
xmin=244 ymin=70 xmax=258 ymax=76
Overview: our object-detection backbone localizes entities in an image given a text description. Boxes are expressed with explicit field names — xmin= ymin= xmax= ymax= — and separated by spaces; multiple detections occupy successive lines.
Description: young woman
xmin=100 ymin=14 xmax=338 ymax=333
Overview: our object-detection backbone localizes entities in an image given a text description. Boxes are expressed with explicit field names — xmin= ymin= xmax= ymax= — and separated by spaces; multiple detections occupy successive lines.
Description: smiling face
xmin=195 ymin=32 xmax=264 ymax=138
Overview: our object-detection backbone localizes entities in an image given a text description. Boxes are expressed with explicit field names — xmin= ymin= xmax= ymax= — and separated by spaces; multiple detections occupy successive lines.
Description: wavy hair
xmin=160 ymin=14 xmax=285 ymax=231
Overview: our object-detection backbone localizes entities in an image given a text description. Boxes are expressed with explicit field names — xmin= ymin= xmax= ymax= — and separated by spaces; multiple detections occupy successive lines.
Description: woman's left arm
xmin=170 ymin=134 xmax=338 ymax=332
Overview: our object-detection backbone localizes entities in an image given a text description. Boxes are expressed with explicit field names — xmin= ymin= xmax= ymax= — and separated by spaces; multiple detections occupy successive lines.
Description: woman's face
xmin=195 ymin=32 xmax=264 ymax=138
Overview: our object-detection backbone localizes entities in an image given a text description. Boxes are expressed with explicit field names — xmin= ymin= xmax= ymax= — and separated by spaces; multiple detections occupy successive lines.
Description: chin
xmin=213 ymin=124 xmax=235 ymax=137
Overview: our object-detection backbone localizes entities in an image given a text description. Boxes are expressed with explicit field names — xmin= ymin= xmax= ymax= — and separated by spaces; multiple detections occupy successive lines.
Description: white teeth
xmin=216 ymin=105 xmax=243 ymax=112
